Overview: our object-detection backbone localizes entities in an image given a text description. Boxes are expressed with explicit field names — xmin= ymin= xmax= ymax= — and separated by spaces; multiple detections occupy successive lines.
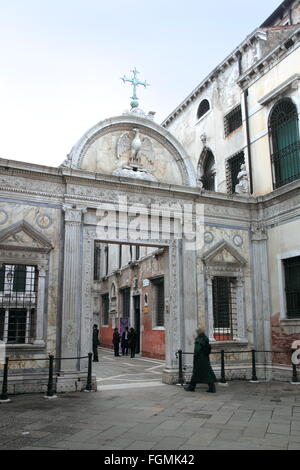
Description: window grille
xmin=152 ymin=277 xmax=164 ymax=327
xmin=226 ymin=151 xmax=245 ymax=194
xmin=0 ymin=265 xmax=38 ymax=344
xmin=93 ymin=243 xmax=101 ymax=281
xmin=269 ymin=99 xmax=300 ymax=189
xmin=224 ymin=105 xmax=242 ymax=136
xmin=284 ymin=256 xmax=300 ymax=319
xmin=201 ymin=149 xmax=215 ymax=191
xmin=122 ymin=288 xmax=131 ymax=318
xmin=102 ymin=293 xmax=109 ymax=325
xmin=197 ymin=99 xmax=210 ymax=120
xmin=212 ymin=277 xmax=237 ymax=341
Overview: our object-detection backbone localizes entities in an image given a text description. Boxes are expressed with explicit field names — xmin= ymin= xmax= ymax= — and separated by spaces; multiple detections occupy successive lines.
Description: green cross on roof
xmin=121 ymin=67 xmax=150 ymax=108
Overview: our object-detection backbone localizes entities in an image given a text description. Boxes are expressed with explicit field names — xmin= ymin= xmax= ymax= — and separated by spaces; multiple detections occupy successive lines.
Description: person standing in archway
xmin=112 ymin=327 xmax=121 ymax=357
xmin=92 ymin=324 xmax=100 ymax=362
xmin=128 ymin=327 xmax=136 ymax=358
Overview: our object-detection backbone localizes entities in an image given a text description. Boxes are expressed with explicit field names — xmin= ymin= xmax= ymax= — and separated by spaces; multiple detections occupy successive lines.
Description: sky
xmin=0 ymin=0 xmax=281 ymax=167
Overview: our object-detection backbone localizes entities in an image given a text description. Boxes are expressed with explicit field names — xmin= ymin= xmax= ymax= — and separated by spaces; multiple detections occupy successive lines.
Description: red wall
xmin=271 ymin=312 xmax=300 ymax=365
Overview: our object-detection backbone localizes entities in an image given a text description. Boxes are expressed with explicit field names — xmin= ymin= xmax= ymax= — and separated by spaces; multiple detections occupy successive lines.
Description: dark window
xmin=129 ymin=245 xmax=133 ymax=263
xmin=7 ymin=309 xmax=27 ymax=344
xmin=135 ymin=245 xmax=140 ymax=261
xmin=152 ymin=277 xmax=164 ymax=327
xmin=0 ymin=266 xmax=4 ymax=292
xmin=119 ymin=244 xmax=122 ymax=269
xmin=224 ymin=105 xmax=242 ymax=136
xmin=94 ymin=243 xmax=101 ymax=281
xmin=0 ymin=265 xmax=38 ymax=344
xmin=102 ymin=294 xmax=109 ymax=325
xmin=12 ymin=265 xmax=26 ymax=292
xmin=212 ymin=277 xmax=237 ymax=340
xmin=0 ymin=308 xmax=4 ymax=340
xmin=226 ymin=151 xmax=245 ymax=194
xmin=269 ymin=98 xmax=300 ymax=189
xmin=105 ymin=245 xmax=109 ymax=276
xmin=284 ymin=256 xmax=300 ymax=319
xmin=197 ymin=99 xmax=210 ymax=120
xmin=122 ymin=288 xmax=131 ymax=318
xmin=201 ymin=149 xmax=215 ymax=191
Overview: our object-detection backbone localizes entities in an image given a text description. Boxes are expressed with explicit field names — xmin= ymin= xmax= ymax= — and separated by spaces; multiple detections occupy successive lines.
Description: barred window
xmin=102 ymin=293 xmax=109 ymax=325
xmin=226 ymin=151 xmax=245 ymax=194
xmin=197 ymin=99 xmax=210 ymax=120
xmin=224 ymin=105 xmax=242 ymax=136
xmin=284 ymin=256 xmax=300 ymax=319
xmin=212 ymin=277 xmax=237 ymax=341
xmin=269 ymin=98 xmax=300 ymax=189
xmin=0 ymin=265 xmax=38 ymax=344
xmin=152 ymin=277 xmax=164 ymax=327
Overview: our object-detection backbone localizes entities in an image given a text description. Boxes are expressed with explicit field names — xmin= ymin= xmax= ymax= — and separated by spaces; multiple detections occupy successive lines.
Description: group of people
xmin=93 ymin=323 xmax=217 ymax=393
xmin=113 ymin=326 xmax=136 ymax=358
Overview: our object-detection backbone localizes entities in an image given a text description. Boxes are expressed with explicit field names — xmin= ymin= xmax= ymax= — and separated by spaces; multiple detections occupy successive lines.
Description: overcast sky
xmin=0 ymin=0 xmax=281 ymax=167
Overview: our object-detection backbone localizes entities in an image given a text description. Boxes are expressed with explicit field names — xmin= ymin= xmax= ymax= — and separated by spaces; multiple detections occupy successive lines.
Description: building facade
xmin=0 ymin=0 xmax=299 ymax=392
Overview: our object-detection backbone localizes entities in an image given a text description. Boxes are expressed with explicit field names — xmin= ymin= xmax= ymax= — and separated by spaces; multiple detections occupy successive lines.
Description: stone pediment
xmin=202 ymin=240 xmax=246 ymax=266
xmin=0 ymin=221 xmax=53 ymax=253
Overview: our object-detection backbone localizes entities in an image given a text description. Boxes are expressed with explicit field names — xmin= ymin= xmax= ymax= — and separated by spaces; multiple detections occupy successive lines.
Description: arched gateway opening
xmin=59 ymin=110 xmax=198 ymax=385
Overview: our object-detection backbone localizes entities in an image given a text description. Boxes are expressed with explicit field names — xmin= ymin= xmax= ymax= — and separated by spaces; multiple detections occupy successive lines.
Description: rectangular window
xmin=119 ymin=244 xmax=122 ymax=269
xmin=284 ymin=256 xmax=300 ymax=319
xmin=102 ymin=294 xmax=109 ymax=325
xmin=105 ymin=245 xmax=109 ymax=276
xmin=212 ymin=277 xmax=237 ymax=340
xmin=0 ymin=264 xmax=38 ymax=344
xmin=152 ymin=277 xmax=165 ymax=327
xmin=0 ymin=308 xmax=4 ymax=341
xmin=224 ymin=105 xmax=242 ymax=136
xmin=122 ymin=288 xmax=131 ymax=318
xmin=0 ymin=266 xmax=4 ymax=292
xmin=135 ymin=245 xmax=140 ymax=261
xmin=226 ymin=151 xmax=245 ymax=194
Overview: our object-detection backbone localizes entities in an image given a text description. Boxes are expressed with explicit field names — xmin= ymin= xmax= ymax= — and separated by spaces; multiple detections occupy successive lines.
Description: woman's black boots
xmin=207 ymin=382 xmax=216 ymax=393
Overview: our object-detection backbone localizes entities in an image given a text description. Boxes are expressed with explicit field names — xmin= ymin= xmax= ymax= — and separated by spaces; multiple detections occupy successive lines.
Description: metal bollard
xmin=251 ymin=349 xmax=258 ymax=382
xmin=220 ymin=350 xmax=227 ymax=384
xmin=84 ymin=353 xmax=93 ymax=392
xmin=45 ymin=354 xmax=56 ymax=398
xmin=0 ymin=357 xmax=10 ymax=402
xmin=292 ymin=349 xmax=298 ymax=384
xmin=178 ymin=350 xmax=184 ymax=386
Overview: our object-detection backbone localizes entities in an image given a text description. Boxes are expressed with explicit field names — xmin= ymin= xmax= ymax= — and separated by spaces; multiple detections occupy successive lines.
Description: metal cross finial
xmin=121 ymin=67 xmax=150 ymax=108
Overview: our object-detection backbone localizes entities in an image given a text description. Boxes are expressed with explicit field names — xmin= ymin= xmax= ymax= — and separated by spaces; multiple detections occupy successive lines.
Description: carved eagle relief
xmin=117 ymin=128 xmax=154 ymax=166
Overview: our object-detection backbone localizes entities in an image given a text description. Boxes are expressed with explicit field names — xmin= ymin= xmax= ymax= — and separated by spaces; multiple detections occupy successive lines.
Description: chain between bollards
xmin=0 ymin=357 xmax=10 ymax=402
xmin=84 ymin=352 xmax=93 ymax=392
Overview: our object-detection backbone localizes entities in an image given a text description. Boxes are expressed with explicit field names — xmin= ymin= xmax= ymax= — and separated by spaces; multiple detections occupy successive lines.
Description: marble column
xmin=206 ymin=274 xmax=215 ymax=342
xmin=61 ymin=205 xmax=86 ymax=371
xmin=34 ymin=265 xmax=47 ymax=346
xmin=250 ymin=222 xmax=272 ymax=353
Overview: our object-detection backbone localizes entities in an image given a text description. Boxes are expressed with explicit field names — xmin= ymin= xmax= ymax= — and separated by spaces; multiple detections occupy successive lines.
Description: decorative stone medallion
xmin=233 ymin=234 xmax=243 ymax=247
xmin=204 ymin=231 xmax=214 ymax=244
xmin=36 ymin=214 xmax=52 ymax=229
xmin=0 ymin=210 xmax=8 ymax=225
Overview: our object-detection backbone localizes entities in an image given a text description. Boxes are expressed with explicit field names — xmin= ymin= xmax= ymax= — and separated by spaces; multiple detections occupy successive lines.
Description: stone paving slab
xmin=1 ymin=352 xmax=300 ymax=451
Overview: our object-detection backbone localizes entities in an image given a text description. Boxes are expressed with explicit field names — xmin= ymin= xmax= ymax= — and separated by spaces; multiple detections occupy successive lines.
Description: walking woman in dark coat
xmin=128 ymin=327 xmax=136 ymax=358
xmin=185 ymin=328 xmax=217 ymax=393
xmin=112 ymin=327 xmax=121 ymax=357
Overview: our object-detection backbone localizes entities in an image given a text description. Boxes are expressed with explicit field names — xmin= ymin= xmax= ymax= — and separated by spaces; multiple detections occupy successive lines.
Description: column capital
xmin=62 ymin=205 xmax=87 ymax=223
xmin=250 ymin=222 xmax=268 ymax=241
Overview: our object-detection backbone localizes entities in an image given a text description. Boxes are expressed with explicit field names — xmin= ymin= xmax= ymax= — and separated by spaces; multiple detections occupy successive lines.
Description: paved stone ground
xmin=1 ymin=348 xmax=300 ymax=450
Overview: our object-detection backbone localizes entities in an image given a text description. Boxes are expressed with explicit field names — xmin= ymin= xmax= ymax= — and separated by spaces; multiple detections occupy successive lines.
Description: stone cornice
xmin=237 ymin=26 xmax=300 ymax=90
xmin=161 ymin=28 xmax=268 ymax=127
